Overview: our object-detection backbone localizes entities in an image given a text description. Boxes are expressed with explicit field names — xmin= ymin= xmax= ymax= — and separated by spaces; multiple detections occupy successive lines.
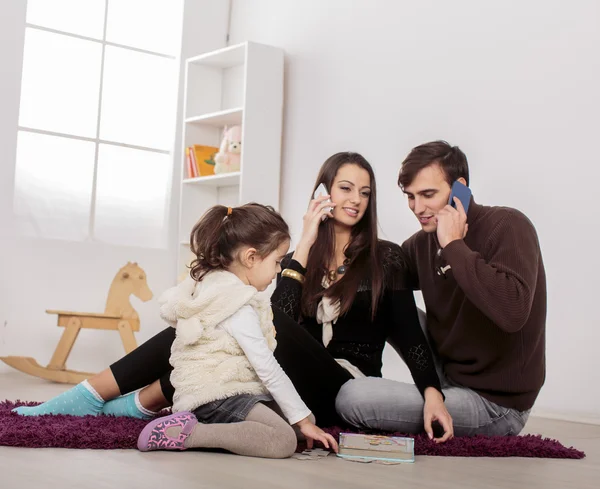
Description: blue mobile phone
xmin=448 ymin=181 xmax=471 ymax=214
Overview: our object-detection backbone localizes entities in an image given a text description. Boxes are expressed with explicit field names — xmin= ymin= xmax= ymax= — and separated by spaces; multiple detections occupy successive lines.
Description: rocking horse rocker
xmin=0 ymin=262 xmax=153 ymax=384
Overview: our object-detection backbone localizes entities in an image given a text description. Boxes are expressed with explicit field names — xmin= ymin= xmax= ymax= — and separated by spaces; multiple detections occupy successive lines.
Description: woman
xmin=15 ymin=152 xmax=453 ymax=442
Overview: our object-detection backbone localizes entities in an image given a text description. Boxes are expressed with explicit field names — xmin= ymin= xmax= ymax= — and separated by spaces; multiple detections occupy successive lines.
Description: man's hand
xmin=436 ymin=197 xmax=468 ymax=248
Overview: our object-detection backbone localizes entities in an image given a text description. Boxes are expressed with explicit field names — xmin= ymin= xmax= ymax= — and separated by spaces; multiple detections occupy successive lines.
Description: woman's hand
xmin=423 ymin=387 xmax=454 ymax=443
xmin=292 ymin=196 xmax=336 ymax=267
xmin=295 ymin=417 xmax=339 ymax=452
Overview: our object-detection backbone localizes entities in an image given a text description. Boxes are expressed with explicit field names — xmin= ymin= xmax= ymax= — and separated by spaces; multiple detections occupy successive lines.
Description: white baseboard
xmin=531 ymin=408 xmax=600 ymax=426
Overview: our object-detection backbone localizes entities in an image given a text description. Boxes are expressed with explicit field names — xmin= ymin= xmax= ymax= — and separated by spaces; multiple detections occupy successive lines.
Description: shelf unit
xmin=177 ymin=42 xmax=284 ymax=278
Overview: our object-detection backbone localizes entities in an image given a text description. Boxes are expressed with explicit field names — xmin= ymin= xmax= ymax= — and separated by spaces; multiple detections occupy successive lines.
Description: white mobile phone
xmin=313 ymin=183 xmax=333 ymax=221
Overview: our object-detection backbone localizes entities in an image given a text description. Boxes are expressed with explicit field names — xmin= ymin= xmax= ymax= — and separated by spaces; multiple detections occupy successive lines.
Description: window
xmin=14 ymin=0 xmax=184 ymax=248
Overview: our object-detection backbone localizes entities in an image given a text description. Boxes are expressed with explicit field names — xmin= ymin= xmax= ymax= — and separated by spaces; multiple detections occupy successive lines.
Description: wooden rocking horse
xmin=0 ymin=262 xmax=153 ymax=384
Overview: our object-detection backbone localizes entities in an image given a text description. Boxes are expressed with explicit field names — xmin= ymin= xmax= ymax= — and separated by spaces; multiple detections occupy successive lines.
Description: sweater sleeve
xmin=399 ymin=235 xmax=421 ymax=290
xmin=270 ymin=252 xmax=305 ymax=321
xmin=221 ymin=305 xmax=311 ymax=425
xmin=442 ymin=211 xmax=540 ymax=333
xmin=382 ymin=242 xmax=442 ymax=397
xmin=386 ymin=289 xmax=443 ymax=398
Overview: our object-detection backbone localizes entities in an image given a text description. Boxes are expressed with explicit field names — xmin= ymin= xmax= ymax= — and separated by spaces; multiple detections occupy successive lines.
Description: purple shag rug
xmin=0 ymin=400 xmax=585 ymax=458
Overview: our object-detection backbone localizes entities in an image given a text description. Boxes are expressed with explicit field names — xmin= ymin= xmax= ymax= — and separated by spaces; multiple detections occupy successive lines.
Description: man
xmin=336 ymin=141 xmax=546 ymax=441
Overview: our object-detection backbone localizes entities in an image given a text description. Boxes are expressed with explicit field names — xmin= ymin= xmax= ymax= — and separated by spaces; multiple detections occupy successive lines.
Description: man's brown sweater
xmin=402 ymin=199 xmax=546 ymax=411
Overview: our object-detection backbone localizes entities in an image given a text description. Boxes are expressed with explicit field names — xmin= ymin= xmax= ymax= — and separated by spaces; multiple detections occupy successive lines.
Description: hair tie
xmin=227 ymin=207 xmax=233 ymax=216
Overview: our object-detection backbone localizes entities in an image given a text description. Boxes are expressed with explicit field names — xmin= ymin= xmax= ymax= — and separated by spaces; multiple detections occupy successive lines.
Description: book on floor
xmin=337 ymin=433 xmax=415 ymax=463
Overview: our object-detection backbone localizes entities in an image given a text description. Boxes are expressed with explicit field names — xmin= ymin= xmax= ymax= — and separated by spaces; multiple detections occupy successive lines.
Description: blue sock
xmin=101 ymin=391 xmax=155 ymax=419
xmin=12 ymin=380 xmax=105 ymax=416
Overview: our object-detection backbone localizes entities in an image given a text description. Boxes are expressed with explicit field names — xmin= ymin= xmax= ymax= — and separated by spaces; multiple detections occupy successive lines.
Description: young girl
xmin=136 ymin=203 xmax=337 ymax=458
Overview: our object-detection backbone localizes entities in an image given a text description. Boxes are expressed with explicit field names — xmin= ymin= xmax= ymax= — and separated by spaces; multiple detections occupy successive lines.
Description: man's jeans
xmin=335 ymin=311 xmax=531 ymax=436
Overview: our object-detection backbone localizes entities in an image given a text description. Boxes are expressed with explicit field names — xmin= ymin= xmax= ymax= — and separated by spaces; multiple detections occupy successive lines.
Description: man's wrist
xmin=440 ymin=235 xmax=462 ymax=249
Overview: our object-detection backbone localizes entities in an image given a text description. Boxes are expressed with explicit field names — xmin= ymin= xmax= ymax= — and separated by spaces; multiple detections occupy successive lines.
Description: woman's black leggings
xmin=110 ymin=306 xmax=352 ymax=426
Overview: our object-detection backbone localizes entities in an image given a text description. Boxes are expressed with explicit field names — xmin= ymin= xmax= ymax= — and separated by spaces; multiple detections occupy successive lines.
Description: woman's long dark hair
xmin=301 ymin=152 xmax=383 ymax=320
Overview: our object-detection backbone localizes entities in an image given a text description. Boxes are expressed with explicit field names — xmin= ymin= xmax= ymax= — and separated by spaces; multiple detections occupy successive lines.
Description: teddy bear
xmin=214 ymin=125 xmax=242 ymax=174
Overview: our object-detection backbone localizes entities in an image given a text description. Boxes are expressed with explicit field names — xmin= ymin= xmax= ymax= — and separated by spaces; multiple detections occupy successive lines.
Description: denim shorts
xmin=192 ymin=393 xmax=273 ymax=424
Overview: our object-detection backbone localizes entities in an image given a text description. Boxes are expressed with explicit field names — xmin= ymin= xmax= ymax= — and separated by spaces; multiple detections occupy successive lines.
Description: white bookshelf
xmin=177 ymin=42 xmax=284 ymax=278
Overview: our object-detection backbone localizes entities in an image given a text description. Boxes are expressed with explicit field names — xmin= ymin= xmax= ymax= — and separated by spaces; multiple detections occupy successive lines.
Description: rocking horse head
xmin=105 ymin=262 xmax=153 ymax=318
xmin=115 ymin=262 xmax=153 ymax=302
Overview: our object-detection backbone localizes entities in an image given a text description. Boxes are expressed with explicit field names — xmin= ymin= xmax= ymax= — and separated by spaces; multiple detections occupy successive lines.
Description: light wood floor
xmin=1 ymin=372 xmax=598 ymax=489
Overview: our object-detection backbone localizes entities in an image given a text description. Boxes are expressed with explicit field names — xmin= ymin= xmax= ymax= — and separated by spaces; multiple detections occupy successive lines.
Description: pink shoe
xmin=137 ymin=412 xmax=197 ymax=452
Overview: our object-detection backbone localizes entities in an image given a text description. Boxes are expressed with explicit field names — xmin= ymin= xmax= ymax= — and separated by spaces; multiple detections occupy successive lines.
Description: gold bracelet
xmin=282 ymin=268 xmax=305 ymax=284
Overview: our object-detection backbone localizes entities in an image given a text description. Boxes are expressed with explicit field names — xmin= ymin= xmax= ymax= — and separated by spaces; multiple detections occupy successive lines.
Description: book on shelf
xmin=185 ymin=145 xmax=219 ymax=179
xmin=185 ymin=147 xmax=196 ymax=179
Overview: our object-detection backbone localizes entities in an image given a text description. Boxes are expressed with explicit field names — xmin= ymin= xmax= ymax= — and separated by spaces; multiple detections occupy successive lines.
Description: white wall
xmin=228 ymin=0 xmax=600 ymax=422
xmin=0 ymin=1 xmax=228 ymax=374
